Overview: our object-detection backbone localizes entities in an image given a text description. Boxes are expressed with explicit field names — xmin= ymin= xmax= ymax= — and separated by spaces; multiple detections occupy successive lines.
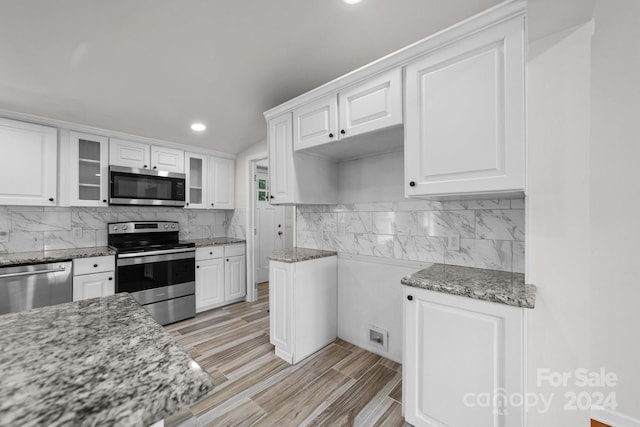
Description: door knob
xmin=340 ymin=129 xmax=346 ymax=135
xmin=278 ymin=231 xmax=283 ymax=236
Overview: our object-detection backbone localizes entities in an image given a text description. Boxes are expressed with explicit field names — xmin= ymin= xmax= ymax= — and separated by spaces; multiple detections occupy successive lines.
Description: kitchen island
xmin=0 ymin=293 xmax=213 ymax=426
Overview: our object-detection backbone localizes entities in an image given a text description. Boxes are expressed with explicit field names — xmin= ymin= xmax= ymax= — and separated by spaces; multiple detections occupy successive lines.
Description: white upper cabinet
xmin=293 ymin=95 xmax=338 ymax=151
xmin=150 ymin=146 xmax=184 ymax=173
xmin=292 ymin=69 xmax=403 ymax=153
xmin=268 ymin=113 xmax=294 ymax=204
xmin=110 ymin=138 xmax=184 ymax=173
xmin=109 ymin=138 xmax=151 ymax=169
xmin=68 ymin=131 xmax=109 ymax=207
xmin=268 ymin=112 xmax=338 ymax=206
xmin=208 ymin=156 xmax=235 ymax=209
xmin=0 ymin=118 xmax=57 ymax=206
xmin=338 ymin=68 xmax=402 ymax=139
xmin=405 ymin=16 xmax=525 ymax=197
xmin=185 ymin=152 xmax=208 ymax=209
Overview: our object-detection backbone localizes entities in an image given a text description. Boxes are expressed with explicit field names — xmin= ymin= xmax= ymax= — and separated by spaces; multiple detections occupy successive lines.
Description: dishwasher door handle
xmin=0 ymin=266 xmax=66 ymax=279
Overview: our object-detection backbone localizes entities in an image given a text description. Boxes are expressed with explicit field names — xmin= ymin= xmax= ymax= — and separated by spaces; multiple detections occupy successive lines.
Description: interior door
xmin=255 ymin=169 xmax=285 ymax=283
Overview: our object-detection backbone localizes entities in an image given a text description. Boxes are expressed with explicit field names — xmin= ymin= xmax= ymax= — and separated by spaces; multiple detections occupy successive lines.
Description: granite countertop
xmin=268 ymin=247 xmax=338 ymax=263
xmin=401 ymin=264 xmax=536 ymax=309
xmin=0 ymin=246 xmax=115 ymax=268
xmin=189 ymin=237 xmax=246 ymax=247
xmin=0 ymin=293 xmax=213 ymax=426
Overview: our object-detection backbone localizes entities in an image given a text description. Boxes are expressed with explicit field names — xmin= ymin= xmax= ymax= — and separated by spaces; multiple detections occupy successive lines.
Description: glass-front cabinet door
xmin=185 ymin=152 xmax=208 ymax=209
xmin=69 ymin=131 xmax=109 ymax=206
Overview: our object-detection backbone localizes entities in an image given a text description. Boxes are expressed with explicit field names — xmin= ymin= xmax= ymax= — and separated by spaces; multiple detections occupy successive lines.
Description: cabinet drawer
xmin=225 ymin=244 xmax=245 ymax=257
xmin=196 ymin=246 xmax=224 ymax=260
xmin=73 ymin=255 xmax=115 ymax=276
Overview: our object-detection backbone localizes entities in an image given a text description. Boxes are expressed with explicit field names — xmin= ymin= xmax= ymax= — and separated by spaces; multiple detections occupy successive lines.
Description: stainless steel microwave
xmin=109 ymin=166 xmax=186 ymax=207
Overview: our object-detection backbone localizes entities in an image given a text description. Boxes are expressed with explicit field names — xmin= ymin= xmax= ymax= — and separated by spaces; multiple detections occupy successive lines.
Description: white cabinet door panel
xmin=151 ymin=146 xmax=184 ymax=173
xmin=196 ymin=257 xmax=225 ymax=312
xmin=268 ymin=113 xmax=294 ymax=204
xmin=0 ymin=118 xmax=57 ymax=206
xmin=339 ymin=68 xmax=402 ymax=138
xmin=73 ymin=272 xmax=115 ymax=301
xmin=269 ymin=261 xmax=292 ymax=354
xmin=293 ymin=95 xmax=338 ymax=150
xmin=69 ymin=131 xmax=109 ymax=207
xmin=185 ymin=152 xmax=208 ymax=209
xmin=208 ymin=156 xmax=235 ymax=209
xmin=405 ymin=17 xmax=525 ymax=197
xmin=225 ymin=255 xmax=246 ymax=300
xmin=404 ymin=286 xmax=524 ymax=427
xmin=109 ymin=138 xmax=150 ymax=169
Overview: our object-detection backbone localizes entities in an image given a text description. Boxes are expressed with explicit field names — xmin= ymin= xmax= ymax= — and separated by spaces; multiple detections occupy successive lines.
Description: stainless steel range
xmin=108 ymin=221 xmax=195 ymax=325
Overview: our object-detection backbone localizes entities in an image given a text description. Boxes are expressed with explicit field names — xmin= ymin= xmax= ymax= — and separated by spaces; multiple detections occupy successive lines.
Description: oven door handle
xmin=118 ymin=248 xmax=195 ymax=258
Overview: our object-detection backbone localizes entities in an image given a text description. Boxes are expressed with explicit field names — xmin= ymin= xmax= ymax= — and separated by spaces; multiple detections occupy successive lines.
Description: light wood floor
xmin=164 ymin=282 xmax=405 ymax=427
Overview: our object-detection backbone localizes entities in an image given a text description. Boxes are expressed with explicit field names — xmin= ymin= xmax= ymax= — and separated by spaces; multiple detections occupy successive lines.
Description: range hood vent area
xmin=295 ymin=126 xmax=403 ymax=162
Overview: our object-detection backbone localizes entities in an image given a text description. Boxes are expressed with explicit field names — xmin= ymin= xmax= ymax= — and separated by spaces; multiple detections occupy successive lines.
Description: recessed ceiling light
xmin=191 ymin=123 xmax=206 ymax=132
xmin=344 ymin=0 xmax=361 ymax=4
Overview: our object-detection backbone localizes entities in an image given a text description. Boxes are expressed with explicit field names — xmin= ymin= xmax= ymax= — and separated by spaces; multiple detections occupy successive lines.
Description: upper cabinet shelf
xmin=265 ymin=1 xmax=526 ymax=202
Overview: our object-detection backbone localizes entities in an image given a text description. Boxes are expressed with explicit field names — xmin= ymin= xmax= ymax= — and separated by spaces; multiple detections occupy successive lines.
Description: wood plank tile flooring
xmin=165 ymin=282 xmax=405 ymax=427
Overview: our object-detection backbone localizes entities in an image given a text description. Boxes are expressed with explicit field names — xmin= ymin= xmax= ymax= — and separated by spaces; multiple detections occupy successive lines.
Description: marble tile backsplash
xmin=0 ymin=206 xmax=233 ymax=253
xmin=297 ymin=198 xmax=525 ymax=273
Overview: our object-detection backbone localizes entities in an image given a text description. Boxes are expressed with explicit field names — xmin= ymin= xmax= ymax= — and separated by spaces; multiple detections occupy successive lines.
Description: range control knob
xmin=123 ymin=225 xmax=128 ymax=230
xmin=164 ymin=224 xmax=169 ymax=229
xmin=113 ymin=226 xmax=119 ymax=231
xmin=171 ymin=224 xmax=177 ymax=229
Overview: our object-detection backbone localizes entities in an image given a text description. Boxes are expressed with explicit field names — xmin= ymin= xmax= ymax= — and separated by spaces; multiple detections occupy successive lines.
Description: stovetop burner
xmin=109 ymin=241 xmax=195 ymax=254
xmin=108 ymin=221 xmax=194 ymax=255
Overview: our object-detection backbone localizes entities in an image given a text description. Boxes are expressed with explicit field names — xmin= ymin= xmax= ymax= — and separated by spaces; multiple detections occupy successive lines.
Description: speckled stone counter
xmin=0 ymin=293 xmax=213 ymax=426
xmin=401 ymin=264 xmax=536 ymax=309
xmin=268 ymin=247 xmax=338 ymax=263
xmin=188 ymin=237 xmax=245 ymax=247
xmin=0 ymin=246 xmax=115 ymax=268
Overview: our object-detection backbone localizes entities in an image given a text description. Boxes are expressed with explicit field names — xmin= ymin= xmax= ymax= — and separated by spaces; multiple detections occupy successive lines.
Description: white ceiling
xmin=0 ymin=0 xmax=594 ymax=155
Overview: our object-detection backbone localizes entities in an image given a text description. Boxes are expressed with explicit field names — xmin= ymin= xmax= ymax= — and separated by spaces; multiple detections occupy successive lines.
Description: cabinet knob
xmin=93 ymin=264 xmax=98 ymax=268
xmin=209 ymin=252 xmax=213 ymax=255
xmin=409 ymin=181 xmax=416 ymax=187
xmin=340 ymin=129 xmax=346 ymax=135
xmin=143 ymin=165 xmax=148 ymax=168
xmin=108 ymin=277 xmax=113 ymax=281
xmin=49 ymin=197 xmax=54 ymax=202
xmin=153 ymin=166 xmax=157 ymax=170
xmin=103 ymin=199 xmax=107 ymax=203
xmin=278 ymin=231 xmax=283 ymax=236
xmin=407 ymin=295 xmax=413 ymax=301
xmin=329 ymin=133 xmax=334 ymax=138
xmin=226 ymin=258 xmax=229 ymax=262
xmin=270 ymin=195 xmax=274 ymax=199
xmin=211 ymin=203 xmax=214 ymax=206
xmin=186 ymin=202 xmax=189 ymax=206
xmin=196 ymin=265 xmax=200 ymax=269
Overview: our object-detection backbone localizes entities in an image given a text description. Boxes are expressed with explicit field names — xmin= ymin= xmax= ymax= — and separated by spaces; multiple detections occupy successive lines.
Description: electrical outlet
xmin=368 ymin=325 xmax=389 ymax=352
xmin=447 ymin=235 xmax=460 ymax=251
xmin=71 ymin=227 xmax=83 ymax=239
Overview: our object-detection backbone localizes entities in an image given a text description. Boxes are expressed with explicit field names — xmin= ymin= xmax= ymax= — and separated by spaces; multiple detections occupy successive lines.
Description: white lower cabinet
xmin=195 ymin=244 xmax=246 ymax=313
xmin=403 ymin=286 xmax=524 ymax=427
xmin=225 ymin=255 xmax=246 ymax=300
xmin=72 ymin=256 xmax=116 ymax=301
xmin=269 ymin=256 xmax=337 ymax=364
xmin=195 ymin=257 xmax=225 ymax=312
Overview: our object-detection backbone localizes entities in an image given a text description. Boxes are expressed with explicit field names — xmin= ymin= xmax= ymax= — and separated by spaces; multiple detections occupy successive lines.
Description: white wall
xmin=528 ymin=1 xmax=640 ymax=423
xmin=337 ymin=150 xmax=404 ymax=204
xmin=589 ymin=0 xmax=640 ymax=418
xmin=337 ymin=254 xmax=427 ymax=363
xmin=527 ymin=21 xmax=594 ymax=426
xmin=234 ymin=139 xmax=267 ymax=211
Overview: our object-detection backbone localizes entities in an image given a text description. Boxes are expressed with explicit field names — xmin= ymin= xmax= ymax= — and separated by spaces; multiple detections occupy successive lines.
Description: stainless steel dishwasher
xmin=0 ymin=261 xmax=73 ymax=315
